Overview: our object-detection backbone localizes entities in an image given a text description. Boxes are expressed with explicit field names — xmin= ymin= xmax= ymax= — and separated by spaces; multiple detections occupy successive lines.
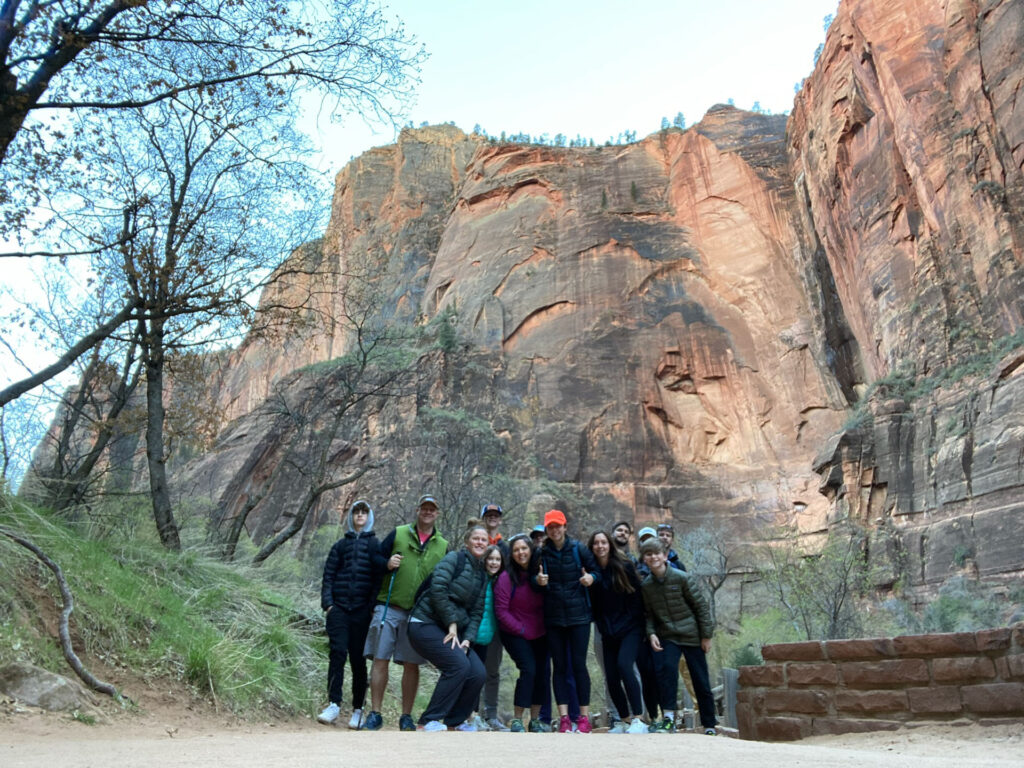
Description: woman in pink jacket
xmin=495 ymin=533 xmax=548 ymax=732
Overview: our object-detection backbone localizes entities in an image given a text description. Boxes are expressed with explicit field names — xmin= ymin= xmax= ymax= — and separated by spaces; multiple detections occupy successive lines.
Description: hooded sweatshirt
xmin=320 ymin=500 xmax=382 ymax=612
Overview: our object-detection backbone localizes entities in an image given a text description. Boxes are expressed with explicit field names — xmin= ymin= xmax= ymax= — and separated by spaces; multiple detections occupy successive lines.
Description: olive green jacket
xmin=641 ymin=566 xmax=714 ymax=646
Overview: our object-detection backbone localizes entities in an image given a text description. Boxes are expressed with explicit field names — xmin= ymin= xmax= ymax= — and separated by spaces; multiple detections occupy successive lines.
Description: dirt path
xmin=3 ymin=713 xmax=1022 ymax=768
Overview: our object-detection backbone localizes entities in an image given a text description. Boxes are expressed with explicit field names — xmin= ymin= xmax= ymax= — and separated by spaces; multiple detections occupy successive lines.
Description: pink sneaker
xmin=576 ymin=715 xmax=592 ymax=733
xmin=558 ymin=715 xmax=572 ymax=733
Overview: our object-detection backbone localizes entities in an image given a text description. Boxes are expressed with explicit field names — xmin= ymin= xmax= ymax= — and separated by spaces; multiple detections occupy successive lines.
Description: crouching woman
xmin=408 ymin=522 xmax=490 ymax=731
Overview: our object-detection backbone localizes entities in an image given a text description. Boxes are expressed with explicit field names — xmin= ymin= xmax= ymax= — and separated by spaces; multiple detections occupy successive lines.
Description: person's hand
xmin=536 ymin=560 xmax=549 ymax=586
xmin=444 ymin=623 xmax=461 ymax=649
xmin=649 ymin=634 xmax=663 ymax=652
xmin=579 ymin=568 xmax=594 ymax=587
xmin=388 ymin=553 xmax=403 ymax=570
xmin=701 ymin=637 xmax=711 ymax=654
xmin=460 ymin=639 xmax=471 ymax=653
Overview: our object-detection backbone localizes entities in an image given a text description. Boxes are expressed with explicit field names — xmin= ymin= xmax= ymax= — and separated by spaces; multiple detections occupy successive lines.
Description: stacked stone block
xmin=736 ymin=626 xmax=1024 ymax=740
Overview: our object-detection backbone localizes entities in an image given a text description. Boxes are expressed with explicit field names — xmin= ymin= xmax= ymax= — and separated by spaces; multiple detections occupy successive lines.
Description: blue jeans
xmin=653 ymin=639 xmax=717 ymax=728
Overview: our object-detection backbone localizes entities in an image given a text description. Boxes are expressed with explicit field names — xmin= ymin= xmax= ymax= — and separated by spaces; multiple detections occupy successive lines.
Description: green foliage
xmin=757 ymin=523 xmax=871 ymax=640
xmin=436 ymin=302 xmax=459 ymax=353
xmin=712 ymin=608 xmax=802 ymax=671
xmin=921 ymin=576 xmax=1004 ymax=633
xmin=0 ymin=496 xmax=324 ymax=716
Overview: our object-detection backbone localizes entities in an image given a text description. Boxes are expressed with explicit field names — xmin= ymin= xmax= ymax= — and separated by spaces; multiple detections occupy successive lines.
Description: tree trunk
xmin=143 ymin=322 xmax=180 ymax=550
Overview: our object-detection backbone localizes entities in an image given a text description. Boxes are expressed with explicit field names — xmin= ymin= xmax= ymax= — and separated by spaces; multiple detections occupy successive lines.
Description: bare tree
xmin=678 ymin=523 xmax=734 ymax=623
xmin=757 ymin=523 xmax=869 ymax=640
xmin=0 ymin=0 xmax=424 ymax=170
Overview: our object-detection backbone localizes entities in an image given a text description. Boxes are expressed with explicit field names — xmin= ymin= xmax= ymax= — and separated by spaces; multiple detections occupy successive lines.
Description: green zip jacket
xmin=376 ymin=524 xmax=449 ymax=611
xmin=641 ymin=566 xmax=714 ymax=646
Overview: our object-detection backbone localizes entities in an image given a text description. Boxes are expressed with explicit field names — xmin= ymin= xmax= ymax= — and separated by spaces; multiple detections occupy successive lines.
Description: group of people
xmin=318 ymin=494 xmax=717 ymax=735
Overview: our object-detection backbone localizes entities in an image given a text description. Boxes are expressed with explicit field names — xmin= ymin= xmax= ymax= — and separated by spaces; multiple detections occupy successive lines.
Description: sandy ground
xmin=2 ymin=702 xmax=1023 ymax=768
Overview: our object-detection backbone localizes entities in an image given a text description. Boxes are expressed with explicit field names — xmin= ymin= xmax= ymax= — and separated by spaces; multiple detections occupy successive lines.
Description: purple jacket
xmin=495 ymin=569 xmax=545 ymax=640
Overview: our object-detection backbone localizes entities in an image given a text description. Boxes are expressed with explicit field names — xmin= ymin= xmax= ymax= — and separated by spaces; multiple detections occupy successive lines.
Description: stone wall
xmin=736 ymin=626 xmax=1024 ymax=740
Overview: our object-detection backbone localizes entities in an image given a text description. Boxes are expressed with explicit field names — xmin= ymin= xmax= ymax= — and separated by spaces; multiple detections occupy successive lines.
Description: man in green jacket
xmin=362 ymin=495 xmax=448 ymax=731
xmin=640 ymin=538 xmax=717 ymax=735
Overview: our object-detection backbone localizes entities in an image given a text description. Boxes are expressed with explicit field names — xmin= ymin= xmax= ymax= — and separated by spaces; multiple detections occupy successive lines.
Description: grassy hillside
xmin=0 ymin=495 xmax=327 ymax=717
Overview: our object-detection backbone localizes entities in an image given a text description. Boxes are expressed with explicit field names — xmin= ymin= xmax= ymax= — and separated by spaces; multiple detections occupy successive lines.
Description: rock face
xmin=0 ymin=662 xmax=95 ymax=711
xmin=171 ymin=0 xmax=1024 ymax=596
xmin=790 ymin=0 xmax=1024 ymax=595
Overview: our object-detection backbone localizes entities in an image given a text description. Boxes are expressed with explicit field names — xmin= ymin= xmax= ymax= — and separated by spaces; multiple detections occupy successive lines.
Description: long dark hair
xmin=588 ymin=530 xmax=636 ymax=594
xmin=506 ymin=533 xmax=534 ymax=586
xmin=482 ymin=544 xmax=505 ymax=580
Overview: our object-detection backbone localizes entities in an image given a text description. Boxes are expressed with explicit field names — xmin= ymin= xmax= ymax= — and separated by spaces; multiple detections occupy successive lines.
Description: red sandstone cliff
xmin=167 ymin=0 xmax=1024 ymax=596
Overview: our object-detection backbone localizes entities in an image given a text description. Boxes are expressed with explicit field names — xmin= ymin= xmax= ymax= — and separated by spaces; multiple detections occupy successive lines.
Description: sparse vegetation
xmin=0 ymin=495 xmax=325 ymax=716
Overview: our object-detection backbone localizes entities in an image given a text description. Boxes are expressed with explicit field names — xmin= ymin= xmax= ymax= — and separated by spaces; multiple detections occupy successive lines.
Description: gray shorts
xmin=363 ymin=604 xmax=426 ymax=665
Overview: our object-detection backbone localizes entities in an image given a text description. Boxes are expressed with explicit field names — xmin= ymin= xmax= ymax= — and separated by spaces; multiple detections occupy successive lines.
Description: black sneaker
xmin=363 ymin=711 xmax=384 ymax=731
xmin=399 ymin=713 xmax=416 ymax=731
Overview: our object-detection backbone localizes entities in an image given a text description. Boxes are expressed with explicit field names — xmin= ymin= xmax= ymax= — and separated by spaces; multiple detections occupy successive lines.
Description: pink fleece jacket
xmin=494 ymin=569 xmax=546 ymax=640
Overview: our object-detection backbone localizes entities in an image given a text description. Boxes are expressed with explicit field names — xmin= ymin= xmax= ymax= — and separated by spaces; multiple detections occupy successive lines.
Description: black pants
xmin=499 ymin=631 xmax=548 ymax=710
xmin=326 ymin=606 xmax=372 ymax=706
xmin=548 ymin=623 xmax=591 ymax=706
xmin=653 ymin=639 xmax=718 ymax=728
xmin=600 ymin=626 xmax=645 ymax=717
xmin=408 ymin=621 xmax=486 ymax=726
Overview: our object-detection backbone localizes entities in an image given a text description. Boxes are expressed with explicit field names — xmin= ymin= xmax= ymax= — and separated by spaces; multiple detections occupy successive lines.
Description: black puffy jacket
xmin=411 ymin=549 xmax=488 ymax=643
xmin=321 ymin=530 xmax=381 ymax=612
xmin=533 ymin=538 xmax=600 ymax=628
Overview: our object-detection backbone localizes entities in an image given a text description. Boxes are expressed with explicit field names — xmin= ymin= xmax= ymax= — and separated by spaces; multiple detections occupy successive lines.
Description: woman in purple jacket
xmin=495 ymin=533 xmax=548 ymax=733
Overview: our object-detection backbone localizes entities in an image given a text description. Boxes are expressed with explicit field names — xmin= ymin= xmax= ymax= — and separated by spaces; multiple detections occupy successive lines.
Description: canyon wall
xmin=171 ymin=0 xmax=1024 ymax=595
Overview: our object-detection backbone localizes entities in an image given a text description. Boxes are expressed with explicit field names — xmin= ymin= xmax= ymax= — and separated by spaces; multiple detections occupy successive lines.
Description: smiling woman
xmin=406 ymin=520 xmax=491 ymax=731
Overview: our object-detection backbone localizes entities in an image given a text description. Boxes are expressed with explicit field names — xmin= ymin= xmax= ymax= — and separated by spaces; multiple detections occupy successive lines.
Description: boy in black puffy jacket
xmin=317 ymin=499 xmax=381 ymax=728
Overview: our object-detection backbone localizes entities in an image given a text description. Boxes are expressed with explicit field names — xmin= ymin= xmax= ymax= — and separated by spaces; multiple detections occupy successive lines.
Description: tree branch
xmin=0 ymin=526 xmax=129 ymax=704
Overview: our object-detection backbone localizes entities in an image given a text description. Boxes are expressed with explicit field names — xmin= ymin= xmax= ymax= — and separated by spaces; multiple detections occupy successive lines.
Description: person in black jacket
xmin=407 ymin=521 xmax=490 ymax=731
xmin=533 ymin=509 xmax=600 ymax=733
xmin=317 ymin=499 xmax=381 ymax=728
xmin=589 ymin=530 xmax=652 ymax=734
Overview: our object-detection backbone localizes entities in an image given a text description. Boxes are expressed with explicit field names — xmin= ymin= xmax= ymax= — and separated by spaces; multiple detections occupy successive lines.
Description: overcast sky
xmin=310 ymin=0 xmax=839 ymax=171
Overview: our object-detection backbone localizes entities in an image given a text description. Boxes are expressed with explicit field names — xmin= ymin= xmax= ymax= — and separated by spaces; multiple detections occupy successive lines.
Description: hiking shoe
xmin=649 ymin=717 xmax=675 ymax=734
xmin=486 ymin=717 xmax=510 ymax=732
xmin=423 ymin=720 xmax=447 ymax=732
xmin=626 ymin=717 xmax=648 ymax=734
xmin=557 ymin=715 xmax=572 ymax=733
xmin=509 ymin=718 xmax=525 ymax=732
xmin=317 ymin=702 xmax=340 ymax=724
xmin=704 ymin=727 xmax=717 ymax=735
xmin=528 ymin=718 xmax=546 ymax=733
xmin=576 ymin=715 xmax=592 ymax=733
xmin=471 ymin=714 xmax=490 ymax=731
xmin=348 ymin=708 xmax=363 ymax=729
xmin=399 ymin=713 xmax=416 ymax=731
xmin=608 ymin=719 xmax=628 ymax=734
xmin=456 ymin=721 xmax=477 ymax=732
xmin=363 ymin=711 xmax=383 ymax=731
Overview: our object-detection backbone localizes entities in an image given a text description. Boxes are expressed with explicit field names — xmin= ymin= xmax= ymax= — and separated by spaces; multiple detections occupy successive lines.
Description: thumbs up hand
xmin=580 ymin=567 xmax=594 ymax=587
xmin=536 ymin=559 xmax=549 ymax=587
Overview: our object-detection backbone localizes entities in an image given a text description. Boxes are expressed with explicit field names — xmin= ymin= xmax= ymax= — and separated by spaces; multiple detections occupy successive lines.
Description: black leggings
xmin=548 ymin=623 xmax=591 ymax=706
xmin=500 ymin=631 xmax=548 ymax=709
xmin=601 ymin=626 xmax=645 ymax=717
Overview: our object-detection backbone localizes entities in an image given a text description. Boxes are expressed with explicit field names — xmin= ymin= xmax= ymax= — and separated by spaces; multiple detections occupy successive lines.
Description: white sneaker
xmin=423 ymin=720 xmax=448 ymax=732
xmin=317 ymin=702 xmax=340 ymax=724
xmin=456 ymin=721 xmax=477 ymax=732
xmin=348 ymin=708 xmax=363 ymax=729
xmin=609 ymin=720 xmax=629 ymax=734
xmin=471 ymin=715 xmax=489 ymax=731
xmin=486 ymin=717 xmax=509 ymax=732
xmin=626 ymin=717 xmax=648 ymax=734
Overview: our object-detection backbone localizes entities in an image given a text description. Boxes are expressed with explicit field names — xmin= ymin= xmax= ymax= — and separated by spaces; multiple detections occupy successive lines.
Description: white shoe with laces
xmin=423 ymin=720 xmax=448 ymax=732
xmin=609 ymin=720 xmax=629 ymax=734
xmin=317 ymin=702 xmax=340 ymax=724
xmin=348 ymin=708 xmax=363 ymax=729
xmin=626 ymin=717 xmax=648 ymax=734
